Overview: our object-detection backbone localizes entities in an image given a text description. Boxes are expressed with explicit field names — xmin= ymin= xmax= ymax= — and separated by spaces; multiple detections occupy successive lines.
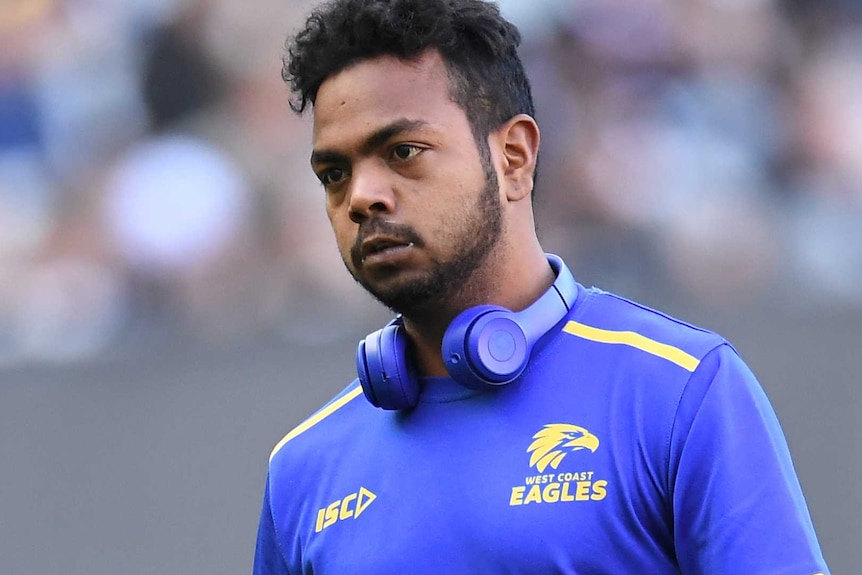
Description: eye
xmin=391 ymin=144 xmax=422 ymax=162
xmin=318 ymin=167 xmax=348 ymax=187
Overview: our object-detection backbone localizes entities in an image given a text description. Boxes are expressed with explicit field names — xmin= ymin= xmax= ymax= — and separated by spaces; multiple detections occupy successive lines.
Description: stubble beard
xmin=348 ymin=164 xmax=503 ymax=320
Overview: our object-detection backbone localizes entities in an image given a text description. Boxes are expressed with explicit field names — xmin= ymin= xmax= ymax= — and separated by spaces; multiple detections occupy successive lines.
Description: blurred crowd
xmin=0 ymin=0 xmax=860 ymax=366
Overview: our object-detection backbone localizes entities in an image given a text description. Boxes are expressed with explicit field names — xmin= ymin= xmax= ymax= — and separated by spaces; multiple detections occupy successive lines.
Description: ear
xmin=494 ymin=114 xmax=540 ymax=202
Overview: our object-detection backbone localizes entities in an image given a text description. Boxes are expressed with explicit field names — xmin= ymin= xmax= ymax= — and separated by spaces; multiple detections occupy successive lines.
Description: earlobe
xmin=498 ymin=114 xmax=540 ymax=202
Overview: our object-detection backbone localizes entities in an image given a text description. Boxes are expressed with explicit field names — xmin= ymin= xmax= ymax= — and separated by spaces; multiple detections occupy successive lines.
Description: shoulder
xmin=561 ymin=287 xmax=729 ymax=374
xmin=268 ymin=381 xmax=369 ymax=471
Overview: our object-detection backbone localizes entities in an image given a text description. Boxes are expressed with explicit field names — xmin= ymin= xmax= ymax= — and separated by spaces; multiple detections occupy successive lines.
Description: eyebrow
xmin=310 ymin=118 xmax=430 ymax=166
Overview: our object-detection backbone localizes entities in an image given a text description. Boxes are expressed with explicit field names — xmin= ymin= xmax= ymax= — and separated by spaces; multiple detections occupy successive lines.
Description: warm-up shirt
xmin=254 ymin=284 xmax=830 ymax=574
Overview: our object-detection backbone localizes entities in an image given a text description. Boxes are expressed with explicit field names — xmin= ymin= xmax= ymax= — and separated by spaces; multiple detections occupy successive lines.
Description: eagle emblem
xmin=527 ymin=424 xmax=600 ymax=472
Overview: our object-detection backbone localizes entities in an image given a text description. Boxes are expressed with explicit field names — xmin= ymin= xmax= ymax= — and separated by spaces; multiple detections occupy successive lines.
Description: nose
xmin=347 ymin=163 xmax=395 ymax=224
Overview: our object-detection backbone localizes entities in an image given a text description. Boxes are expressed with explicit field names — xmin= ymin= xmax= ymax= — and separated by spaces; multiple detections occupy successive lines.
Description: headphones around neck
xmin=355 ymin=254 xmax=577 ymax=410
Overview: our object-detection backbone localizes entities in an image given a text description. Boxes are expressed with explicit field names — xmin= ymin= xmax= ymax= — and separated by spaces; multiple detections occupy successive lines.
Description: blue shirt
xmin=254 ymin=284 xmax=830 ymax=574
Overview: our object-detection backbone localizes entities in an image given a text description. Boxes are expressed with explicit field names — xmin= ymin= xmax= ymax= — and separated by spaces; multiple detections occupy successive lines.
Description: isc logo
xmin=315 ymin=487 xmax=377 ymax=533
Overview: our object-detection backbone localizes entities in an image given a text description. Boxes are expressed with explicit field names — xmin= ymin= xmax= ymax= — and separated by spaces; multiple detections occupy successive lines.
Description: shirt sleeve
xmin=253 ymin=474 xmax=292 ymax=575
xmin=668 ymin=343 xmax=830 ymax=575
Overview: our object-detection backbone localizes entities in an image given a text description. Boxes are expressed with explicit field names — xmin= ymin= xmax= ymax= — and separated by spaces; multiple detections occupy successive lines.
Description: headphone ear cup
xmin=356 ymin=320 xmax=419 ymax=410
xmin=442 ymin=305 xmax=529 ymax=390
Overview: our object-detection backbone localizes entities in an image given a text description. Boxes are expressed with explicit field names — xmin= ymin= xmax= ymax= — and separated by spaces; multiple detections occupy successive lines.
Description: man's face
xmin=311 ymin=51 xmax=503 ymax=316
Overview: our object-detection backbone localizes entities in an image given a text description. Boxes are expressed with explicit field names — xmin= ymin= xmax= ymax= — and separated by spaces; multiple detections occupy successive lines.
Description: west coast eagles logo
xmin=528 ymin=424 xmax=600 ymax=472
xmin=510 ymin=423 xmax=607 ymax=506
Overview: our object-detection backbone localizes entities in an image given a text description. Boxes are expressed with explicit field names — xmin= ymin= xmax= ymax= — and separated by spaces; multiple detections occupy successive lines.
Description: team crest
xmin=509 ymin=423 xmax=606 ymax=507
xmin=527 ymin=424 xmax=600 ymax=472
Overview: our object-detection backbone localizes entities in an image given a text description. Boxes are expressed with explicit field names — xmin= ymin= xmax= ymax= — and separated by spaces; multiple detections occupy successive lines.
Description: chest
xmin=282 ymin=385 xmax=680 ymax=575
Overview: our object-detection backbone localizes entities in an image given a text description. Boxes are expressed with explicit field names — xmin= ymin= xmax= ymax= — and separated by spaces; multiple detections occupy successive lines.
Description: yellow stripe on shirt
xmin=269 ymin=385 xmax=365 ymax=461
xmin=563 ymin=321 xmax=701 ymax=372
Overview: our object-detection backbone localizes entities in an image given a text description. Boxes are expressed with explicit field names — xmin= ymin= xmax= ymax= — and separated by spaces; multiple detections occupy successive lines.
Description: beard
xmin=346 ymin=163 xmax=503 ymax=319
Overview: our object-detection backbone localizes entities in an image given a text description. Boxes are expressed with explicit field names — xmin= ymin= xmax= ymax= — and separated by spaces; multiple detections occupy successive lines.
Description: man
xmin=254 ymin=0 xmax=831 ymax=573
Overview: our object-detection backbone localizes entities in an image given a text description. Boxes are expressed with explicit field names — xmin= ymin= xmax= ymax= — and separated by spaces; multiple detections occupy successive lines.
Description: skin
xmin=311 ymin=49 xmax=550 ymax=377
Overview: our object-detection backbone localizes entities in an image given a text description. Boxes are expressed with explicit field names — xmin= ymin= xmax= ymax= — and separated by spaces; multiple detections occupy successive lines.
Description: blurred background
xmin=0 ymin=0 xmax=858 ymax=573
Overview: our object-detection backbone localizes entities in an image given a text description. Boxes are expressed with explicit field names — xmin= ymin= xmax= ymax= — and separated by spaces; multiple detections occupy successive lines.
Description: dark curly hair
xmin=283 ymin=0 xmax=535 ymax=149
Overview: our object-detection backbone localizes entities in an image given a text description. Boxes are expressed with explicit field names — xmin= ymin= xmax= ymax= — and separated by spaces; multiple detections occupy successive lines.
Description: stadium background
xmin=0 ymin=0 xmax=859 ymax=573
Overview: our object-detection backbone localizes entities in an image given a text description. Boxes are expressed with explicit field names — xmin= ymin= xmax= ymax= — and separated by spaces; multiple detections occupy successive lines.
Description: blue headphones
xmin=355 ymin=254 xmax=577 ymax=410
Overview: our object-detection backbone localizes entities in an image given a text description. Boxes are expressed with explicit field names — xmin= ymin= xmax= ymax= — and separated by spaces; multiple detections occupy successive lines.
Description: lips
xmin=360 ymin=237 xmax=414 ymax=261
xmin=351 ymin=220 xmax=422 ymax=269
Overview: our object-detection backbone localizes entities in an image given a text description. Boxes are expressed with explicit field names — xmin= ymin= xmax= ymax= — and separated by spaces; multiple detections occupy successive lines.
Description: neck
xmin=402 ymin=246 xmax=555 ymax=377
